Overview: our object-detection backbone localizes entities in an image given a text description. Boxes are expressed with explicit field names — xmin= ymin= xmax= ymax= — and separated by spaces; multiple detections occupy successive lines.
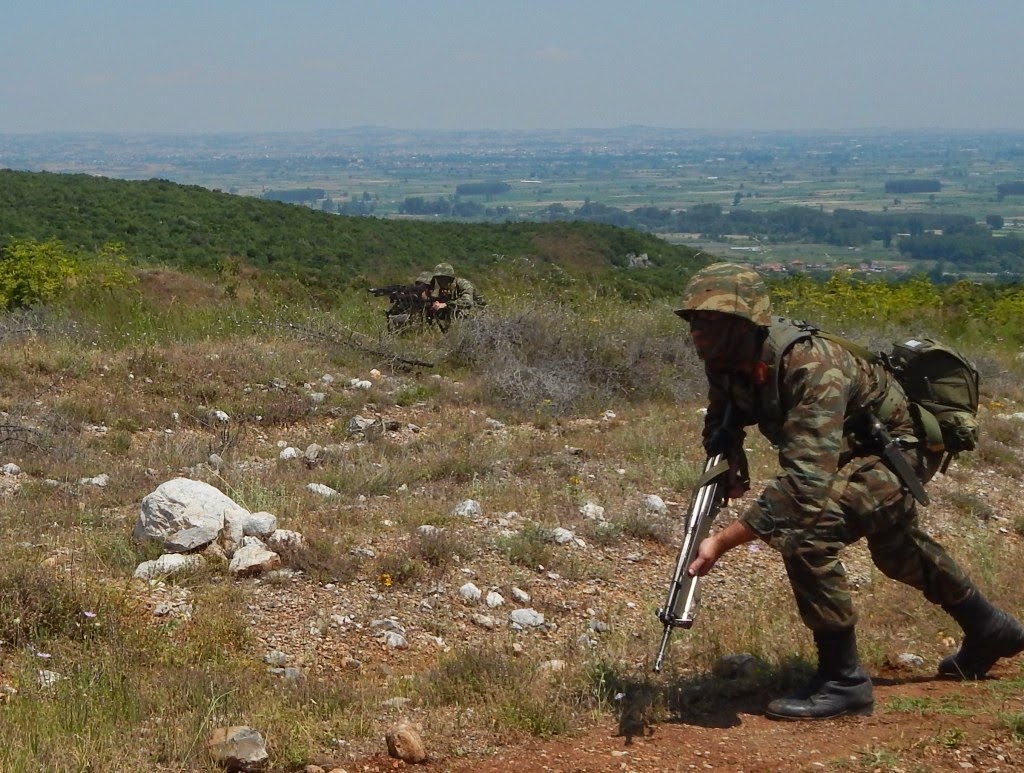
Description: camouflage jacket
xmin=702 ymin=318 xmax=916 ymax=543
xmin=431 ymin=276 xmax=478 ymax=310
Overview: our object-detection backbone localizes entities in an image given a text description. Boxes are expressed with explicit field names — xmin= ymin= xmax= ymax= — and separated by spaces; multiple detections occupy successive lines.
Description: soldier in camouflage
xmin=678 ymin=262 xmax=1024 ymax=721
xmin=429 ymin=262 xmax=482 ymax=331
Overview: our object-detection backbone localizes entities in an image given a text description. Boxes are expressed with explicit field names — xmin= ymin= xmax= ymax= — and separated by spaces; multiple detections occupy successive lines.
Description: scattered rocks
xmin=229 ymin=538 xmax=282 ymax=576
xmin=643 ymin=494 xmax=667 ymax=514
xmin=134 ymin=553 xmax=205 ymax=581
xmin=451 ymin=499 xmax=482 ymax=518
xmin=385 ymin=721 xmax=426 ymax=764
xmin=551 ymin=527 xmax=575 ymax=544
xmin=134 ymin=478 xmax=247 ymax=551
xmin=892 ymin=652 xmax=926 ymax=669
xmin=458 ymin=582 xmax=482 ymax=602
xmin=509 ymin=608 xmax=545 ymax=628
xmin=306 ymin=483 xmax=340 ymax=497
xmin=206 ymin=725 xmax=269 ymax=772
xmin=131 ymin=477 xmax=305 ymax=582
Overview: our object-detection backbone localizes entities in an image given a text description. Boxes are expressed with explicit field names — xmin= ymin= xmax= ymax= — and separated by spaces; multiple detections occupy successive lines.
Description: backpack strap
xmin=760 ymin=318 xmax=818 ymax=421
xmin=814 ymin=330 xmax=908 ymax=424
xmin=817 ymin=329 xmax=946 ymax=457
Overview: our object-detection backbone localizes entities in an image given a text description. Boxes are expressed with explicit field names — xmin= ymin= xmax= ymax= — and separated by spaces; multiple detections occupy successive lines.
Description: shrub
xmin=0 ymin=240 xmax=77 ymax=309
xmin=442 ymin=299 xmax=701 ymax=417
xmin=276 ymin=538 xmax=364 ymax=584
xmin=0 ymin=557 xmax=114 ymax=647
xmin=409 ymin=527 xmax=472 ymax=568
xmin=496 ymin=522 xmax=555 ymax=570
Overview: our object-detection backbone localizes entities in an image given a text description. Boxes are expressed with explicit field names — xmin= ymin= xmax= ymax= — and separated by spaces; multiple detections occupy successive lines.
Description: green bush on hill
xmin=0 ymin=169 xmax=707 ymax=300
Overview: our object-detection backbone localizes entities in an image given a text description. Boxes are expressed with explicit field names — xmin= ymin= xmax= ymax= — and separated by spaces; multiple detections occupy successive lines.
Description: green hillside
xmin=0 ymin=169 xmax=707 ymax=300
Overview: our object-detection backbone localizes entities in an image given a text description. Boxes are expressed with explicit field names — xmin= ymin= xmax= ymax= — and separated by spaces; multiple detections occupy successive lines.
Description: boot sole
xmin=938 ymin=636 xmax=1024 ymax=680
xmin=765 ymin=704 xmax=874 ymax=721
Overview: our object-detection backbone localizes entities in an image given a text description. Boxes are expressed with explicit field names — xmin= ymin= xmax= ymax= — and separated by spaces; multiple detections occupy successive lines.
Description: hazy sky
xmin=5 ymin=1 xmax=1022 ymax=134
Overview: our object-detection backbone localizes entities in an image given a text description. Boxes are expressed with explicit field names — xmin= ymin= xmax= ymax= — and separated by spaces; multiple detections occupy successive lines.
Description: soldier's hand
xmin=725 ymin=476 xmax=748 ymax=501
xmin=725 ymin=461 xmax=750 ymax=500
xmin=687 ymin=536 xmax=721 ymax=577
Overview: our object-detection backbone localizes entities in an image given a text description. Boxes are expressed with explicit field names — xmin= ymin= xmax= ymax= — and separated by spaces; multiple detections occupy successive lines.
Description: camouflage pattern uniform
xmin=430 ymin=262 xmax=479 ymax=313
xmin=681 ymin=263 xmax=1024 ymax=713
xmin=430 ymin=262 xmax=481 ymax=331
xmin=682 ymin=263 xmax=972 ymax=634
xmin=705 ymin=329 xmax=972 ymax=632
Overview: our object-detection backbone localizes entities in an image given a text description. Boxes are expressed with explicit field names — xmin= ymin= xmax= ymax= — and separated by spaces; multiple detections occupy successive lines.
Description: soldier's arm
xmin=739 ymin=338 xmax=852 ymax=549
xmin=703 ymin=377 xmax=749 ymax=497
xmin=688 ymin=519 xmax=757 ymax=576
xmin=447 ymin=278 xmax=476 ymax=309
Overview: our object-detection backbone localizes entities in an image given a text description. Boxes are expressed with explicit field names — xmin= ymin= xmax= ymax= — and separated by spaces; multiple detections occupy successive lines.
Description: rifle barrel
xmin=653 ymin=453 xmax=728 ymax=672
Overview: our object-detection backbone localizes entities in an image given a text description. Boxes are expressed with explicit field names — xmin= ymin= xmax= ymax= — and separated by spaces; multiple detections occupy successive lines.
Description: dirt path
xmin=468 ymin=672 xmax=1023 ymax=772
xmin=346 ymin=663 xmax=1024 ymax=772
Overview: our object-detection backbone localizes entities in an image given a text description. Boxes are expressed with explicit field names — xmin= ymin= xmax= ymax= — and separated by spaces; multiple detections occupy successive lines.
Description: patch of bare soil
xmin=439 ymin=669 xmax=1023 ymax=772
xmin=336 ymin=666 xmax=1024 ymax=773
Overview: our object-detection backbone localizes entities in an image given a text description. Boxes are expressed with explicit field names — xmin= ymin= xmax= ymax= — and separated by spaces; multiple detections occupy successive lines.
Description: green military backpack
xmin=885 ymin=338 xmax=980 ymax=464
xmin=767 ymin=320 xmax=981 ymax=471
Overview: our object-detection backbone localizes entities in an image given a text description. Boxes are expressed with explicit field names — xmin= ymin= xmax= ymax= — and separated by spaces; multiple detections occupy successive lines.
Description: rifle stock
xmin=653 ymin=452 xmax=730 ymax=672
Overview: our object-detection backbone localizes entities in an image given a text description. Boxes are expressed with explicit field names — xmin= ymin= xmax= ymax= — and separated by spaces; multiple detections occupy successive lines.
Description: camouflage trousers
xmin=780 ymin=449 xmax=972 ymax=632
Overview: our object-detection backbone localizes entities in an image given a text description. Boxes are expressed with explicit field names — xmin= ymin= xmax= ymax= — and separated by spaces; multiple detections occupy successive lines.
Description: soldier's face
xmin=687 ymin=312 xmax=759 ymax=373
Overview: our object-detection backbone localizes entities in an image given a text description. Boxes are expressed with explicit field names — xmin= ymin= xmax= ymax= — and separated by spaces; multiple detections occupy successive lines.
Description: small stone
xmin=385 ymin=721 xmax=426 ymax=764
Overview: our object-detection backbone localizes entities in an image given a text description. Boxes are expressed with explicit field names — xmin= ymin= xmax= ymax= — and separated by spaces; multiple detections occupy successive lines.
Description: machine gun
xmin=368 ymin=283 xmax=426 ymax=300
xmin=367 ymin=283 xmax=435 ymax=332
xmin=653 ymin=406 xmax=737 ymax=673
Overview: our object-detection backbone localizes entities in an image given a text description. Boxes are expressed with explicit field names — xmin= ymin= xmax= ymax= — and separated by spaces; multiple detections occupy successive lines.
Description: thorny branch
xmin=272 ymin=321 xmax=436 ymax=370
xmin=0 ymin=424 xmax=46 ymax=453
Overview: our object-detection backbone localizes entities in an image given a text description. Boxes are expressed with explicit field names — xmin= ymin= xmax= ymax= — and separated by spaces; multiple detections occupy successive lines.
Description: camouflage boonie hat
xmin=414 ymin=271 xmax=434 ymax=285
xmin=433 ymin=262 xmax=455 ymax=278
xmin=676 ymin=263 xmax=772 ymax=326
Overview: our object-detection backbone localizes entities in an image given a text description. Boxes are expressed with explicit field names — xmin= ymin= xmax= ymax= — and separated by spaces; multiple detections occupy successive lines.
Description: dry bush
xmin=408 ymin=525 xmax=475 ymax=568
xmin=415 ymin=644 xmax=574 ymax=736
xmin=496 ymin=521 xmax=556 ymax=571
xmin=275 ymin=537 xmax=365 ymax=584
xmin=441 ymin=299 xmax=703 ymax=417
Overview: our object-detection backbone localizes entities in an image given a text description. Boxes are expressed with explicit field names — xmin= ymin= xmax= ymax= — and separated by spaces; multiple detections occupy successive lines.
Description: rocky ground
xmin=136 ymin=418 xmax=1024 ymax=773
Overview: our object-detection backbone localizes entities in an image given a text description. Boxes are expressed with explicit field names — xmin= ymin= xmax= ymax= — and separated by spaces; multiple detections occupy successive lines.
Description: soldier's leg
xmin=766 ymin=473 xmax=874 ymax=720
xmin=768 ymin=545 xmax=873 ymax=719
xmin=865 ymin=498 xmax=1024 ymax=679
xmin=862 ymin=497 xmax=972 ymax=606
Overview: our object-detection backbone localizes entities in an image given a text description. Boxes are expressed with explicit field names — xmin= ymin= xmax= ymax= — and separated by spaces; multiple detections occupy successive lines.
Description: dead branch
xmin=271 ymin=321 xmax=435 ymax=369
xmin=0 ymin=424 xmax=47 ymax=453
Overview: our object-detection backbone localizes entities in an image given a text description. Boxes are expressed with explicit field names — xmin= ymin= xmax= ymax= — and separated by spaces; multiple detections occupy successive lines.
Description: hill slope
xmin=0 ymin=169 xmax=707 ymax=296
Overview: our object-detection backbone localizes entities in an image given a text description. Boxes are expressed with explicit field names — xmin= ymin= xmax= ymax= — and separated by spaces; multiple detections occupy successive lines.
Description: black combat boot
xmin=766 ymin=629 xmax=874 ymax=720
xmin=939 ymin=588 xmax=1024 ymax=679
